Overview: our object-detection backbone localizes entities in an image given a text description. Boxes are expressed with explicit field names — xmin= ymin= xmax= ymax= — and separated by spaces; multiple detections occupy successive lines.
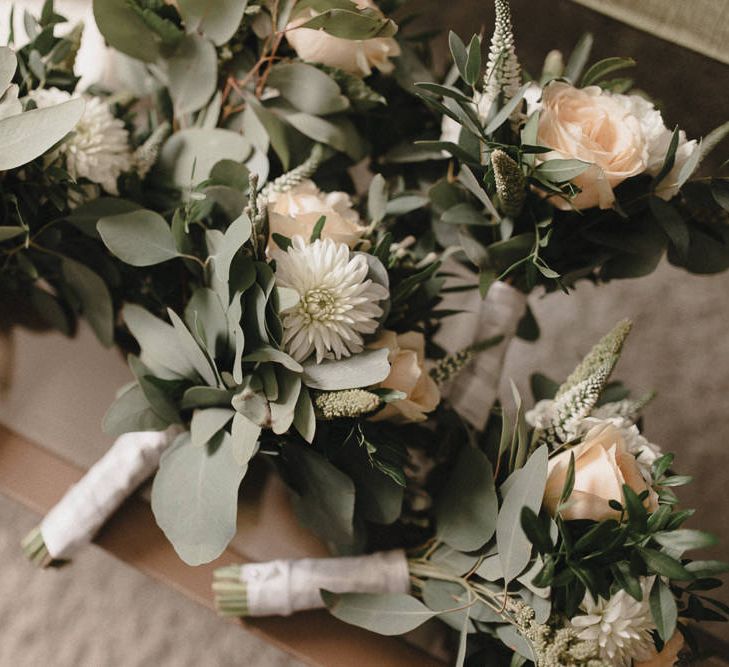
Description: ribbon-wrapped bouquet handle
xmin=213 ymin=550 xmax=411 ymax=617
xmin=22 ymin=429 xmax=175 ymax=566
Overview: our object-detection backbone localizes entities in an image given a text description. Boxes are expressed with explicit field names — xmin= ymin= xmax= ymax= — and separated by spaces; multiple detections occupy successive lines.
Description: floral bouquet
xmin=2 ymin=0 xmax=728 ymax=663
xmin=214 ymin=322 xmax=729 ymax=666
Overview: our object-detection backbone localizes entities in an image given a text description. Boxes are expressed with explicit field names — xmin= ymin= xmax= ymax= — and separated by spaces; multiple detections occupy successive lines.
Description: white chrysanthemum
xmin=29 ymin=87 xmax=132 ymax=194
xmin=570 ymin=578 xmax=657 ymax=666
xmin=273 ymin=236 xmax=389 ymax=363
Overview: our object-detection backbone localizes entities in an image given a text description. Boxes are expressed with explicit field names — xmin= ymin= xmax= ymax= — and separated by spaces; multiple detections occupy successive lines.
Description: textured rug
xmin=0 ymin=496 xmax=304 ymax=667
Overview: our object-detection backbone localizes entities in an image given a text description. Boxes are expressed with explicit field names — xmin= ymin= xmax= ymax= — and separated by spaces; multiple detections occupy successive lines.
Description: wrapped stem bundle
xmin=214 ymin=550 xmax=410 ymax=618
xmin=22 ymin=429 xmax=175 ymax=566
xmin=435 ymin=267 xmax=527 ymax=430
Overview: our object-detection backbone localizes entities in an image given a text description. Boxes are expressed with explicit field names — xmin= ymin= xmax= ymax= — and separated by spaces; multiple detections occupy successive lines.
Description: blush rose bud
xmin=543 ymin=423 xmax=659 ymax=522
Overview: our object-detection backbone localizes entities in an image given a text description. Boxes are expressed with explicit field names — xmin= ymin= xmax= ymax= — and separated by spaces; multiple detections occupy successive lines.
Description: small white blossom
xmin=29 ymin=87 xmax=132 ymax=195
xmin=273 ymin=236 xmax=389 ymax=363
xmin=570 ymin=578 xmax=657 ymax=667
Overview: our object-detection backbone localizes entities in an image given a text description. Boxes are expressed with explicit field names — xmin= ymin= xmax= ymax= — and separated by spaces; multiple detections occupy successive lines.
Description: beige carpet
xmin=0 ymin=497 xmax=305 ymax=667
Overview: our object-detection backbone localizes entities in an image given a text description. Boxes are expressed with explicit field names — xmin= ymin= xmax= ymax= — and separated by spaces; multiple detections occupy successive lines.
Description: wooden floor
xmin=0 ymin=423 xmax=445 ymax=667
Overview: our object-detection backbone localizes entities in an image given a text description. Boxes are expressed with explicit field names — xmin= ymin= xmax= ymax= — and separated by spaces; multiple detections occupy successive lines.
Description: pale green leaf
xmin=283 ymin=442 xmax=355 ymax=545
xmin=151 ymin=432 xmax=246 ymax=565
xmin=230 ymin=412 xmax=261 ymax=466
xmin=159 ymin=128 xmax=252 ymax=187
xmin=435 ymin=446 xmax=498 ymax=551
xmin=167 ymin=308 xmax=219 ymax=386
xmin=210 ymin=213 xmax=253 ymax=285
xmin=296 ymin=9 xmax=397 ymax=39
xmin=322 ymin=592 xmax=436 ymax=635
xmin=268 ymin=63 xmax=348 ymax=115
xmin=0 ymin=97 xmax=84 ymax=170
xmin=534 ymin=159 xmax=590 ymax=183
xmin=178 ymin=0 xmax=248 ymax=45
xmin=190 ymin=408 xmax=234 ymax=447
xmin=124 ymin=304 xmax=196 ymax=379
xmin=98 ymin=209 xmax=179 ymax=266
xmin=102 ymin=383 xmax=168 ymax=437
xmin=61 ymin=258 xmax=114 ymax=347
xmin=167 ymin=34 xmax=217 ymax=116
xmin=301 ymin=348 xmax=390 ymax=390
xmin=497 ymin=445 xmax=549 ymax=584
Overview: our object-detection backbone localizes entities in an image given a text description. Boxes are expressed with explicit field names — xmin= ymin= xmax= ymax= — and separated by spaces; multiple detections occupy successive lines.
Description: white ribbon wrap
xmin=434 ymin=263 xmax=527 ymax=431
xmin=239 ymin=549 xmax=410 ymax=616
xmin=40 ymin=429 xmax=174 ymax=560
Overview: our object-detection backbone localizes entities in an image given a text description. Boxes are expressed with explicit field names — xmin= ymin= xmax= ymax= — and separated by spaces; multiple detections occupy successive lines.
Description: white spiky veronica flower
xmin=29 ymin=87 xmax=132 ymax=195
xmin=273 ymin=236 xmax=389 ymax=363
xmin=570 ymin=578 xmax=657 ymax=666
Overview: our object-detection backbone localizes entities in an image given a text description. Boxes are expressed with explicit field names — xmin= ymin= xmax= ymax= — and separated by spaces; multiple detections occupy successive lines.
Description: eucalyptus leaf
xmin=167 ymin=34 xmax=217 ymax=116
xmin=302 ymin=348 xmax=390 ymax=390
xmin=181 ymin=386 xmax=235 ymax=410
xmin=129 ymin=356 xmax=181 ymax=424
xmin=151 ymin=432 xmax=246 ymax=565
xmin=293 ymin=387 xmax=316 ymax=443
xmin=98 ymin=209 xmax=179 ymax=266
xmin=0 ymin=97 xmax=84 ymax=170
xmin=368 ymin=173 xmax=388 ymax=223
xmin=495 ymin=624 xmax=536 ymax=662
xmin=268 ymin=63 xmax=349 ymax=115
xmin=435 ymin=446 xmax=498 ymax=551
xmin=497 ymin=445 xmax=549 ymax=585
xmin=190 ymin=408 xmax=234 ymax=448
xmin=93 ymin=0 xmax=165 ymax=61
xmin=269 ymin=370 xmax=301 ymax=435
xmin=168 ymin=308 xmax=219 ymax=386
xmin=448 ymin=31 xmax=468 ymax=82
xmin=230 ymin=412 xmax=261 ymax=466
xmin=534 ymin=159 xmax=590 ymax=183
xmin=124 ymin=304 xmax=197 ymax=379
xmin=296 ymin=9 xmax=397 ymax=40
xmin=61 ymin=258 xmax=114 ymax=347
xmin=283 ymin=442 xmax=355 ymax=545
xmin=650 ymin=196 xmax=689 ymax=257
xmin=0 ymin=47 xmax=16 ymax=91
xmin=421 ymin=580 xmax=474 ymax=633
xmin=66 ymin=197 xmax=140 ymax=238
xmin=322 ymin=591 xmax=436 ymax=635
xmin=178 ymin=0 xmax=247 ymax=45
xmin=243 ymin=346 xmax=303 ymax=373
xmin=185 ymin=287 xmax=229 ymax=358
xmin=159 ymin=128 xmax=252 ymax=187
xmin=102 ymin=383 xmax=168 ymax=437
xmin=211 ymin=213 xmax=253 ymax=291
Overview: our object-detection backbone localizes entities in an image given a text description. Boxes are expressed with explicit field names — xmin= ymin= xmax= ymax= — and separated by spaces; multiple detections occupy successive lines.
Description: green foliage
xmin=151 ymin=431 xmax=246 ymax=565
xmin=435 ymin=446 xmax=498 ymax=552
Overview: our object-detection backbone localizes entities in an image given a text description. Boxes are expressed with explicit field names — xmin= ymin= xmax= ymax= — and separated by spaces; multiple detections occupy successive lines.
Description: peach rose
xmin=285 ymin=0 xmax=400 ymax=77
xmin=368 ymin=330 xmax=440 ymax=423
xmin=544 ymin=423 xmax=659 ymax=522
xmin=537 ymin=82 xmax=698 ymax=209
xmin=267 ymin=180 xmax=366 ymax=250
xmin=538 ymin=81 xmax=648 ymax=210
xmin=636 ymin=632 xmax=684 ymax=667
